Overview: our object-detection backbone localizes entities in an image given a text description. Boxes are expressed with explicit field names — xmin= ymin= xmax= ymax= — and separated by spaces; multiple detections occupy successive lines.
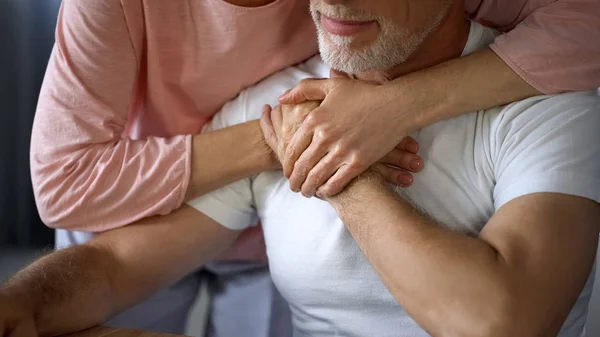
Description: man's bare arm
xmin=2 ymin=206 xmax=239 ymax=337
xmin=327 ymin=172 xmax=599 ymax=337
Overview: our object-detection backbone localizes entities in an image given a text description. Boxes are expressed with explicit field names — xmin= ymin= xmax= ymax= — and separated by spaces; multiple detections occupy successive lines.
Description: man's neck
xmin=356 ymin=4 xmax=470 ymax=83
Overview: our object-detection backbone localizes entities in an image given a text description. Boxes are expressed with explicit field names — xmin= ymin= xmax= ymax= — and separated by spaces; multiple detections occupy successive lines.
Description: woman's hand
xmin=275 ymin=76 xmax=422 ymax=198
xmin=260 ymin=102 xmax=422 ymax=197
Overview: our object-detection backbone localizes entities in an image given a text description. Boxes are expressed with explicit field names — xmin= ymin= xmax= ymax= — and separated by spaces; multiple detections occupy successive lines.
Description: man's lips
xmin=320 ymin=14 xmax=375 ymax=37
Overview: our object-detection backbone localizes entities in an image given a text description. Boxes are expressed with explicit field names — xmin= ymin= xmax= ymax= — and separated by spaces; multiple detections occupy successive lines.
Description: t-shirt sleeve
xmin=466 ymin=0 xmax=600 ymax=94
xmin=492 ymin=91 xmax=600 ymax=210
xmin=31 ymin=0 xmax=192 ymax=231
xmin=187 ymin=179 xmax=258 ymax=231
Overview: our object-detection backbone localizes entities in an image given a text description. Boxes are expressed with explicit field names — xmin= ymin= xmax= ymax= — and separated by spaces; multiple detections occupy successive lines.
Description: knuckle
xmin=307 ymin=169 xmax=324 ymax=184
xmin=316 ymin=125 xmax=338 ymax=143
xmin=294 ymin=162 xmax=310 ymax=177
xmin=304 ymin=113 xmax=320 ymax=128
xmin=285 ymin=143 xmax=298 ymax=157
xmin=313 ymin=128 xmax=330 ymax=143
xmin=350 ymin=153 xmax=369 ymax=169
xmin=332 ymin=142 xmax=350 ymax=156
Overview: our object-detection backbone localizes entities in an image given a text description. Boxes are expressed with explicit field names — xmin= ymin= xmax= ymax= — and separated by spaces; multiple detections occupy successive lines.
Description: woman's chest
xmin=128 ymin=0 xmax=318 ymax=136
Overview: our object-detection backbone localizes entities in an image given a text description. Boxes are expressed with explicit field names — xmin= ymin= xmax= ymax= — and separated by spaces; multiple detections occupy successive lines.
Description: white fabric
xmin=188 ymin=23 xmax=600 ymax=337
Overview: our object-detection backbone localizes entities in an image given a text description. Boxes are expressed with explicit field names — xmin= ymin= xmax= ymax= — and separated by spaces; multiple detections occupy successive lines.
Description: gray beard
xmin=313 ymin=3 xmax=450 ymax=74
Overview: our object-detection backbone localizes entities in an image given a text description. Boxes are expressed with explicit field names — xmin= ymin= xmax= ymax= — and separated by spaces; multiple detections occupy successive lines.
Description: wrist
xmin=327 ymin=169 xmax=387 ymax=205
xmin=381 ymin=70 xmax=453 ymax=133
xmin=248 ymin=120 xmax=280 ymax=171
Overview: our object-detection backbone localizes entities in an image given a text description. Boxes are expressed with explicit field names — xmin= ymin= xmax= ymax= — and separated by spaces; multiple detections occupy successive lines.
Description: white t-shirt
xmin=189 ymin=23 xmax=600 ymax=337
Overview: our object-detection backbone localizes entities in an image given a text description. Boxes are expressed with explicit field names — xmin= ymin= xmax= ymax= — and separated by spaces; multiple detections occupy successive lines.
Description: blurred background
xmin=0 ymin=1 xmax=598 ymax=336
xmin=0 ymin=0 xmax=61 ymax=275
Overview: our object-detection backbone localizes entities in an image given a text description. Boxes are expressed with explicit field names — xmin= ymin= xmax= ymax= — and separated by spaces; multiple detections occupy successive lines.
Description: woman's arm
xmin=32 ymin=1 xmax=273 ymax=232
xmin=467 ymin=0 xmax=600 ymax=94
xmin=277 ymin=0 xmax=600 ymax=198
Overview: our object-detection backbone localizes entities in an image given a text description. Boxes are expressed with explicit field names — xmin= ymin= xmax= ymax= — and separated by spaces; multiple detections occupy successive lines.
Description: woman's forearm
xmin=186 ymin=120 xmax=276 ymax=200
xmin=386 ymin=48 xmax=541 ymax=132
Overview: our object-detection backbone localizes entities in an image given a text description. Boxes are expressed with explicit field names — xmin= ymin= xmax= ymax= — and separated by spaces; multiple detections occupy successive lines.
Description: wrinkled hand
xmin=260 ymin=102 xmax=422 ymax=197
xmin=0 ymin=293 xmax=37 ymax=337
xmin=276 ymin=75 xmax=423 ymax=198
xmin=261 ymin=102 xmax=321 ymax=165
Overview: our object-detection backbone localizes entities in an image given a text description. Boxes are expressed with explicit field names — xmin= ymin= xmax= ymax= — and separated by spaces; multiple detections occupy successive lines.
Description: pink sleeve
xmin=31 ymin=0 xmax=191 ymax=232
xmin=465 ymin=0 xmax=600 ymax=94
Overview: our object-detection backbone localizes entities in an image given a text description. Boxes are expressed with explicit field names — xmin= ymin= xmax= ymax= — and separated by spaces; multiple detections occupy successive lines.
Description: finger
xmin=269 ymin=105 xmax=284 ymax=141
xmin=379 ymin=149 xmax=423 ymax=173
xmin=397 ymin=136 xmax=419 ymax=153
xmin=283 ymin=120 xmax=317 ymax=178
xmin=330 ymin=69 xmax=351 ymax=79
xmin=289 ymin=143 xmax=330 ymax=194
xmin=278 ymin=78 xmax=329 ymax=104
xmin=260 ymin=105 xmax=277 ymax=150
xmin=301 ymin=152 xmax=345 ymax=197
xmin=315 ymin=163 xmax=364 ymax=198
xmin=373 ymin=163 xmax=414 ymax=188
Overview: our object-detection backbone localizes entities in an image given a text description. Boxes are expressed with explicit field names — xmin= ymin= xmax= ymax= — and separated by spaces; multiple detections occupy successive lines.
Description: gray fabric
xmin=0 ymin=0 xmax=61 ymax=246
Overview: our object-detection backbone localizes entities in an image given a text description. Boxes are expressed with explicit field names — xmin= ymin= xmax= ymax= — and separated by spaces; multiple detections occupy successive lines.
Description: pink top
xmin=31 ymin=0 xmax=600 ymax=231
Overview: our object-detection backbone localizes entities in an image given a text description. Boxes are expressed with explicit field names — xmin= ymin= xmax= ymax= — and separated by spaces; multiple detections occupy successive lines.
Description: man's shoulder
xmin=243 ymin=55 xmax=329 ymax=122
xmin=487 ymin=91 xmax=600 ymax=140
xmin=207 ymin=56 xmax=328 ymax=131
xmin=486 ymin=90 xmax=600 ymax=209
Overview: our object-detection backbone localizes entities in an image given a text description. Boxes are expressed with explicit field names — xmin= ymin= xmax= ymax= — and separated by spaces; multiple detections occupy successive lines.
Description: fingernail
xmin=410 ymin=159 xmax=423 ymax=171
xmin=399 ymin=174 xmax=413 ymax=186
xmin=407 ymin=142 xmax=419 ymax=153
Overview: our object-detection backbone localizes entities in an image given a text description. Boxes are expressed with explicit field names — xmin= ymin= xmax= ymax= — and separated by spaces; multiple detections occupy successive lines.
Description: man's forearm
xmin=186 ymin=120 xmax=276 ymax=200
xmin=327 ymin=173 xmax=524 ymax=337
xmin=3 ymin=245 xmax=117 ymax=337
xmin=386 ymin=48 xmax=541 ymax=132
xmin=2 ymin=206 xmax=239 ymax=337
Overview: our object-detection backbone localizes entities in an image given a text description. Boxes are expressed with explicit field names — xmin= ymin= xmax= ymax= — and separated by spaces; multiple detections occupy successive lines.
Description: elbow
xmin=35 ymin=194 xmax=85 ymax=230
xmin=32 ymin=164 xmax=95 ymax=231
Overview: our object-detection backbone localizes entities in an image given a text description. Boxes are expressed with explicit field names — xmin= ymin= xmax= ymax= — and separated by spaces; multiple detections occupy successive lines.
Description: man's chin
xmin=320 ymin=51 xmax=370 ymax=75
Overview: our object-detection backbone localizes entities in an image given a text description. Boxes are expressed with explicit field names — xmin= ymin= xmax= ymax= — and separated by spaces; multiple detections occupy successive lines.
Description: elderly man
xmin=1 ymin=0 xmax=599 ymax=336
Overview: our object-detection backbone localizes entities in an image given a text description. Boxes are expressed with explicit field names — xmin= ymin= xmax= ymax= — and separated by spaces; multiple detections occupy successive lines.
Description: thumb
xmin=278 ymin=78 xmax=330 ymax=104
xmin=260 ymin=105 xmax=277 ymax=150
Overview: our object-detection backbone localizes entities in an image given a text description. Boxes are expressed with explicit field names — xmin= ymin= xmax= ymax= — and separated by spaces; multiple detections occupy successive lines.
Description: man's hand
xmin=260 ymin=102 xmax=422 ymax=197
xmin=0 ymin=293 xmax=37 ymax=337
xmin=276 ymin=76 xmax=423 ymax=198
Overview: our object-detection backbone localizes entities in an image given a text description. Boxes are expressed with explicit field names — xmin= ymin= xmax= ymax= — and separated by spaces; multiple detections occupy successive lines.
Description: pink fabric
xmin=31 ymin=0 xmax=600 ymax=232
xmin=32 ymin=0 xmax=317 ymax=230
xmin=465 ymin=0 xmax=600 ymax=93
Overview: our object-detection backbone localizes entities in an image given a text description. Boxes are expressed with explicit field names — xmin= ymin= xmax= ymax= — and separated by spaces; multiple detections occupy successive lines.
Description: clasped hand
xmin=260 ymin=75 xmax=423 ymax=197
